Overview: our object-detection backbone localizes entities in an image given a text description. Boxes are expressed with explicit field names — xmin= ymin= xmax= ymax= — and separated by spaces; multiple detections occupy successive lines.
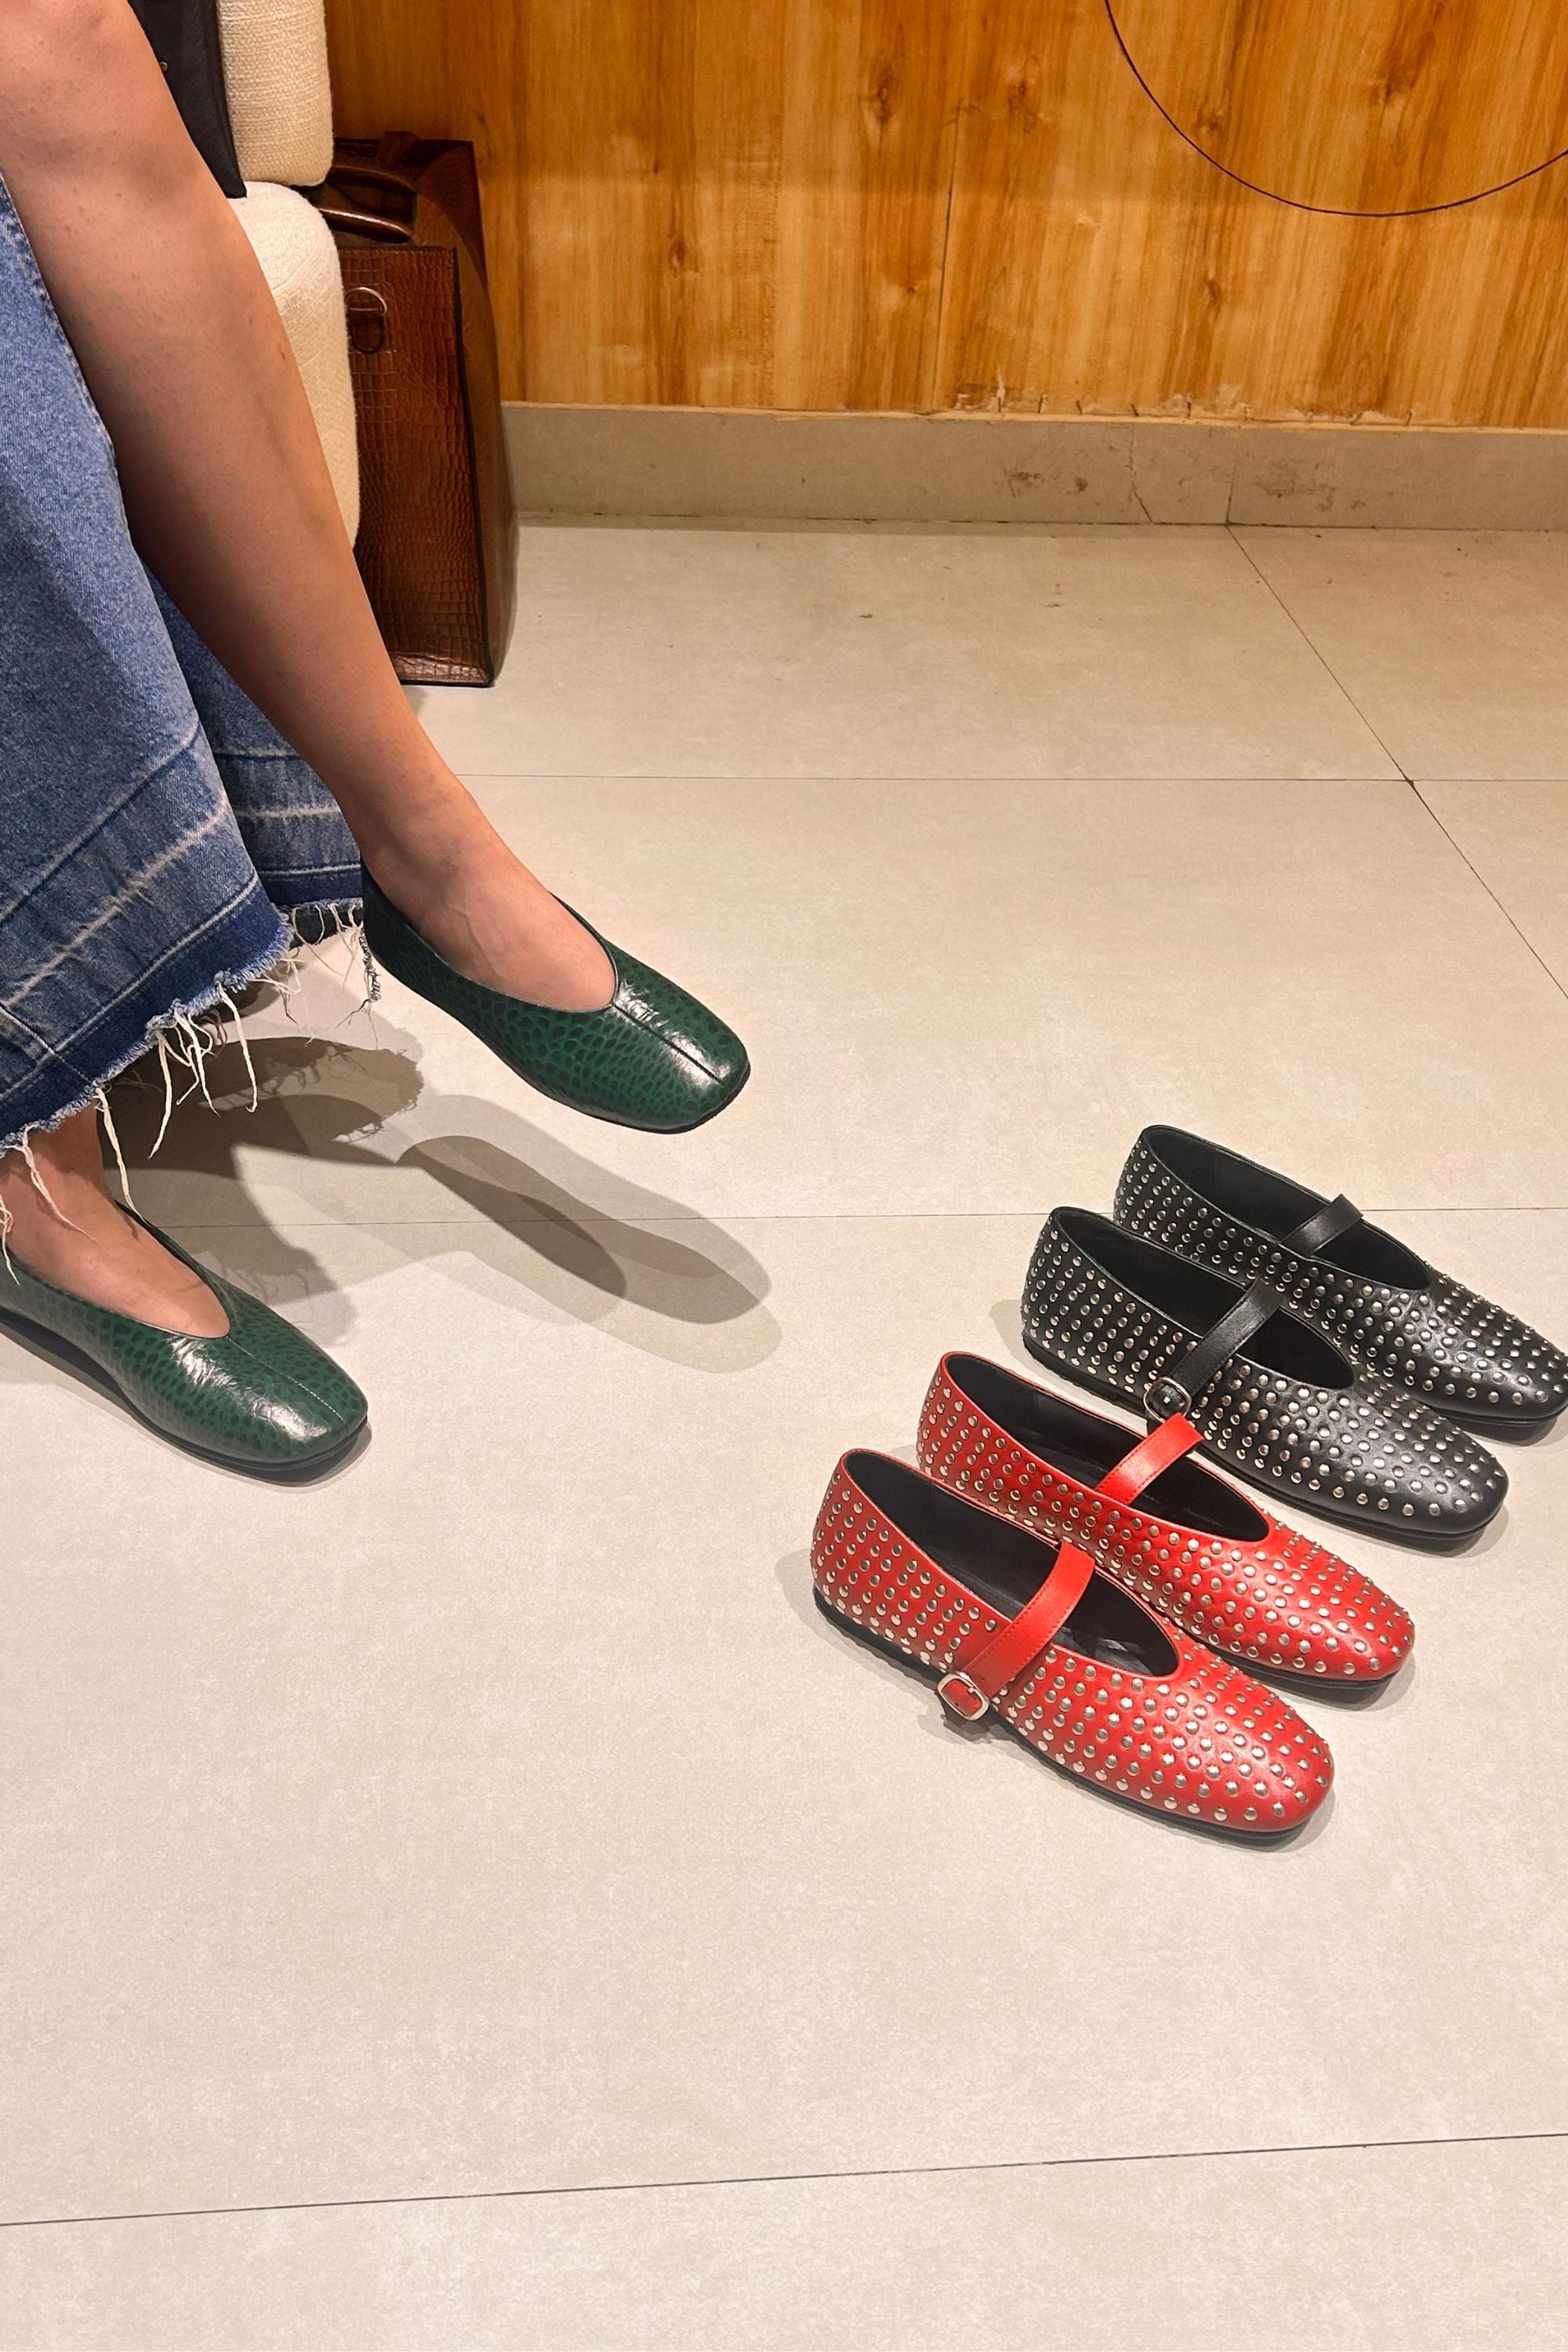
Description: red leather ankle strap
xmin=937 ymin=1541 xmax=1094 ymax=1722
xmin=1096 ymin=1413 xmax=1203 ymax=1506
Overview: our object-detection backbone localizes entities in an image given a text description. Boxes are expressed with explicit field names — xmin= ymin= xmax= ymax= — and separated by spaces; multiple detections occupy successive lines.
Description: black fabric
xmin=128 ymin=0 xmax=245 ymax=198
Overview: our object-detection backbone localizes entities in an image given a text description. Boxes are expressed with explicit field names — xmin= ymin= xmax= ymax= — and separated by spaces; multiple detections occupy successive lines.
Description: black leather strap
xmin=1285 ymin=1193 xmax=1361 ymax=1254
xmin=1145 ymin=1279 xmax=1284 ymax=1420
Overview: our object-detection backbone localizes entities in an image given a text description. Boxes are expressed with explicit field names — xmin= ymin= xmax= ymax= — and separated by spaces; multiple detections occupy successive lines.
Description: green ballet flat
xmin=361 ymin=869 xmax=750 ymax=1134
xmin=0 ymin=1214 xmax=368 ymax=1472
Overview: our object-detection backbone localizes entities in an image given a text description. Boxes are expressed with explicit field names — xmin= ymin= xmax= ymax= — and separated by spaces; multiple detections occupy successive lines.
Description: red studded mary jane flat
xmin=811 ymin=1450 xmax=1334 ymax=1839
xmin=917 ymin=1353 xmax=1413 ymax=1690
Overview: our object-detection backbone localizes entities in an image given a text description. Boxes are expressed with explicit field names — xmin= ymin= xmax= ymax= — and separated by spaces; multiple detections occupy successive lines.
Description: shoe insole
xmin=847 ymin=1453 xmax=1178 ymax=1678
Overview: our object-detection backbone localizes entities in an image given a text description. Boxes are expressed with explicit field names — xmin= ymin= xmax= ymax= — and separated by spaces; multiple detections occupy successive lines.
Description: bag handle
xmin=312 ymin=162 xmax=419 ymax=243
xmin=313 ymin=202 xmax=415 ymax=242
xmin=328 ymin=162 xmax=421 ymax=200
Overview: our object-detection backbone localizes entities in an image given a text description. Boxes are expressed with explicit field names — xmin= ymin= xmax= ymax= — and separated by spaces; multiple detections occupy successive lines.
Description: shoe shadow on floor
xmin=100 ymin=1017 xmax=774 ymax=1362
xmin=775 ymin=1548 xmax=1335 ymax=1851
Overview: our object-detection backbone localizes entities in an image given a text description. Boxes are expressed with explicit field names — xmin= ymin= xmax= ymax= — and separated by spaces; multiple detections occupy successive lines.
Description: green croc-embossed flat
xmin=361 ymin=869 xmax=750 ymax=1134
xmin=0 ymin=1214 xmax=367 ymax=1472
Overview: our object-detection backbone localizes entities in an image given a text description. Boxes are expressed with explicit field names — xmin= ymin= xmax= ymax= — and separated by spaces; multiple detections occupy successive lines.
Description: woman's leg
xmin=0 ymin=111 xmax=296 ymax=1333
xmin=0 ymin=1109 xmax=228 ymax=1333
xmin=0 ymin=0 xmax=611 ymax=1012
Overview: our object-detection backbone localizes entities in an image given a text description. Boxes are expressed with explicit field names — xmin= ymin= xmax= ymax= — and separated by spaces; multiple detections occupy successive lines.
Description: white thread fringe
xmin=0 ymin=898 xmax=374 ymax=1181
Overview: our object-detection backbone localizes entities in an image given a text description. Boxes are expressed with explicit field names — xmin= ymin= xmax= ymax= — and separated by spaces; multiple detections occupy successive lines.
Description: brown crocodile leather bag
xmin=310 ymin=136 xmax=516 ymax=685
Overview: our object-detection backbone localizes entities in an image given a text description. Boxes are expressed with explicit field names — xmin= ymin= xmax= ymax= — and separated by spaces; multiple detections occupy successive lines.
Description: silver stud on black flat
xmin=1113 ymin=1126 xmax=1568 ymax=1439
xmin=1021 ymin=1207 xmax=1507 ymax=1552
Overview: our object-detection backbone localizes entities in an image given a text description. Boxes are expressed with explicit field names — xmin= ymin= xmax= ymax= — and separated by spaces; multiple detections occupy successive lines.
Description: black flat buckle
xmin=1144 ymin=1374 xmax=1192 ymax=1421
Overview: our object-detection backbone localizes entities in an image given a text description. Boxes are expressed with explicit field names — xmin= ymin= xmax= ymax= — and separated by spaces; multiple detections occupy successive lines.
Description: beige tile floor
xmin=3 ymin=524 xmax=1566 ymax=2350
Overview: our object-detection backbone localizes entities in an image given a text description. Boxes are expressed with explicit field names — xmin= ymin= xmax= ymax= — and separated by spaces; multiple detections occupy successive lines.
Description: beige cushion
xmin=216 ymin=0 xmax=334 ymax=188
xmin=231 ymin=183 xmax=358 ymax=542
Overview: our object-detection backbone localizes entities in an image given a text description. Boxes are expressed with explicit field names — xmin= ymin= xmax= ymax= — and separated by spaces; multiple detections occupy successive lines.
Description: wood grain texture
xmin=325 ymin=1 xmax=967 ymax=410
xmin=322 ymin=0 xmax=1568 ymax=426
xmin=938 ymin=0 xmax=1568 ymax=424
xmin=321 ymin=0 xmax=528 ymax=403
xmin=1110 ymin=0 xmax=1568 ymax=213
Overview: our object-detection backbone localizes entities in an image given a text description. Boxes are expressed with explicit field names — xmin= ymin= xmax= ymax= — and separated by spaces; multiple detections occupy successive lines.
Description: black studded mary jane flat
xmin=1021 ymin=1209 xmax=1507 ymax=1551
xmin=1116 ymin=1127 xmax=1568 ymax=1440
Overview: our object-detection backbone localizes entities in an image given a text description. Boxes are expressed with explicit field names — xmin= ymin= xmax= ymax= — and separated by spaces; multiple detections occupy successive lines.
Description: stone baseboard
xmin=505 ymin=404 xmax=1568 ymax=528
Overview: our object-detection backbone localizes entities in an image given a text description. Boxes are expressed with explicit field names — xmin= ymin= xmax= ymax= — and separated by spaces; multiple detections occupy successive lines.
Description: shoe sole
xmin=1020 ymin=1329 xmax=1500 ymax=1555
xmin=812 ymin=1588 xmax=1311 ymax=1846
xmin=1239 ymin=1654 xmax=1403 ymax=1705
xmin=1426 ymin=1401 xmax=1559 ymax=1443
xmin=536 ymin=1047 xmax=751 ymax=1135
xmin=453 ymin=1020 xmax=750 ymax=1135
xmin=0 ymin=1305 xmax=368 ymax=1483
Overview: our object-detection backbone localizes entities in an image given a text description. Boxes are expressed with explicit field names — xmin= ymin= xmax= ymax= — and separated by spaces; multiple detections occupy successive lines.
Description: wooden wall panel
xmin=324 ymin=1 xmax=967 ymax=410
xmin=773 ymin=3 xmax=971 ymax=408
xmin=323 ymin=0 xmax=1568 ymax=426
xmin=321 ymin=0 xmax=528 ymax=395
xmin=936 ymin=0 xmax=1568 ymax=426
xmin=1112 ymin=0 xmax=1568 ymax=213
xmin=514 ymin=2 xmax=789 ymax=407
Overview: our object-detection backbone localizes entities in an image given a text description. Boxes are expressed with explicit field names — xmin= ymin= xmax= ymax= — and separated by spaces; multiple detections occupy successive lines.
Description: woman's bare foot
xmin=363 ymin=804 xmax=615 ymax=1014
xmin=0 ymin=1106 xmax=228 ymax=1337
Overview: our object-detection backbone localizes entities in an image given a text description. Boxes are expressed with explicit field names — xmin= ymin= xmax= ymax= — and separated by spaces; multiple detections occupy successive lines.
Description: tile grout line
xmin=441 ymin=769 xmax=1418 ymax=785
xmin=1406 ymin=781 xmax=1568 ymax=1013
xmin=439 ymin=768 xmax=1568 ymax=786
xmin=158 ymin=1204 xmax=1568 ymax=1237
xmin=1221 ymin=531 xmax=1568 ymax=1010
xmin=1221 ymin=525 xmax=1414 ymax=784
xmin=5 ymin=2125 xmax=1565 ymax=2236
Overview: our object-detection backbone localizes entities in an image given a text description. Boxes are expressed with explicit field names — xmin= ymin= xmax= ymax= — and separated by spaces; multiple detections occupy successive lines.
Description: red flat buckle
xmin=936 ymin=1671 xmax=989 ymax=1723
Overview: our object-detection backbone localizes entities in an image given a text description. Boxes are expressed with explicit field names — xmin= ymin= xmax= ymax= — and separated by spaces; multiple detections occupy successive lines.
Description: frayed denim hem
xmin=0 ymin=166 xmax=372 ymax=1181
xmin=0 ymin=891 xmax=368 ymax=1166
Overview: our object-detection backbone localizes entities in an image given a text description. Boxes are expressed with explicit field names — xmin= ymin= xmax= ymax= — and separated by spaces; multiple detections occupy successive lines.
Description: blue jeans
xmin=0 ymin=172 xmax=361 ymax=1157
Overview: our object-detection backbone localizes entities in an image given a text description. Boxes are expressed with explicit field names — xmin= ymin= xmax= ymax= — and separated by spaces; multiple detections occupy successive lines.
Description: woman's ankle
xmin=0 ymin=1109 xmax=228 ymax=1335
xmin=0 ymin=1105 xmax=107 ymax=1229
xmin=367 ymin=829 xmax=615 ymax=1012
